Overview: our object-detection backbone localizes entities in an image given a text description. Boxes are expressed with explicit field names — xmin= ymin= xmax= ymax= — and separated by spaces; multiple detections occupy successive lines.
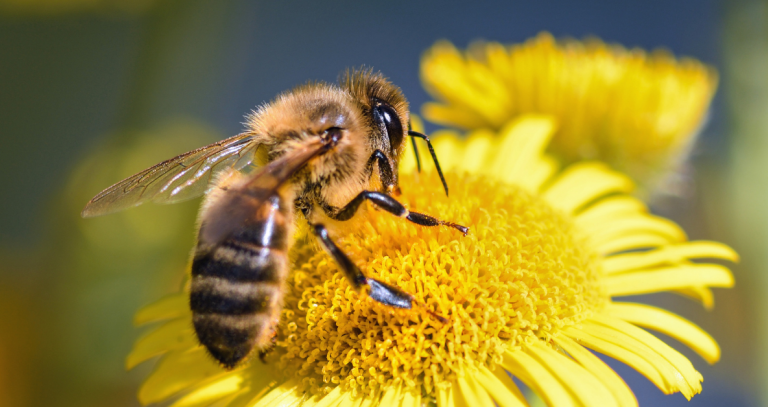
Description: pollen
xmin=274 ymin=170 xmax=606 ymax=397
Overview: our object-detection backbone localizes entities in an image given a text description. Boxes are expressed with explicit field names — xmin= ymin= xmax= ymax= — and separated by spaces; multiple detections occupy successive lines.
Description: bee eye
xmin=372 ymin=101 xmax=404 ymax=152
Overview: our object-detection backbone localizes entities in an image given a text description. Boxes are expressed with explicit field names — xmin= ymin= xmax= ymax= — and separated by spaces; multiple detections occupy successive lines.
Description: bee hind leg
xmin=258 ymin=332 xmax=278 ymax=364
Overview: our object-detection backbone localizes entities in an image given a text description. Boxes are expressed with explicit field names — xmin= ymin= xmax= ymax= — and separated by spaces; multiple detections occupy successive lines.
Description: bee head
xmin=339 ymin=67 xmax=409 ymax=161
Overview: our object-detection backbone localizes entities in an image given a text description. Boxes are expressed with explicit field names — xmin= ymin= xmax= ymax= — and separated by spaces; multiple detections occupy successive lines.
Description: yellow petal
xmin=589 ymin=315 xmax=703 ymax=397
xmin=379 ymin=383 xmax=402 ymax=407
xmin=519 ymin=156 xmax=558 ymax=193
xmin=487 ymin=115 xmax=556 ymax=186
xmin=251 ymin=380 xmax=302 ymax=407
xmin=575 ymin=196 xmax=647 ymax=231
xmin=421 ymin=42 xmax=498 ymax=125
xmin=139 ymin=347 xmax=229 ymax=405
xmin=483 ymin=41 xmax=513 ymax=80
xmin=475 ymin=367 xmax=528 ymax=407
xmin=673 ymin=286 xmax=715 ymax=309
xmin=461 ymin=129 xmax=495 ymax=174
xmin=134 ymin=293 xmax=189 ymax=326
xmin=436 ymin=384 xmax=456 ymax=407
xmin=126 ymin=318 xmax=196 ymax=369
xmin=582 ymin=315 xmax=703 ymax=399
xmin=463 ymin=58 xmax=515 ymax=125
xmin=356 ymin=388 xmax=381 ymax=407
xmin=222 ymin=381 xmax=275 ymax=407
xmin=307 ymin=386 xmax=346 ymax=407
xmin=605 ymin=264 xmax=734 ymax=296
xmin=554 ymin=335 xmax=637 ymax=407
xmin=422 ymin=103 xmax=489 ymax=129
xmin=214 ymin=389 xmax=250 ymax=407
xmin=543 ymin=162 xmax=634 ymax=215
xmin=607 ymin=302 xmax=720 ymax=363
xmin=526 ymin=341 xmax=617 ymax=407
xmin=587 ymin=215 xmax=686 ymax=247
xmin=410 ymin=114 xmax=425 ymax=134
xmin=596 ymin=233 xmax=672 ymax=255
xmin=400 ymin=386 xmax=422 ymax=407
xmin=256 ymin=392 xmax=303 ymax=407
xmin=169 ymin=374 xmax=243 ymax=407
xmin=431 ymin=131 xmax=463 ymax=173
xmin=501 ymin=349 xmax=576 ymax=407
xmin=457 ymin=371 xmax=495 ymax=407
xmin=602 ymin=241 xmax=739 ymax=275
xmin=564 ymin=326 xmax=671 ymax=395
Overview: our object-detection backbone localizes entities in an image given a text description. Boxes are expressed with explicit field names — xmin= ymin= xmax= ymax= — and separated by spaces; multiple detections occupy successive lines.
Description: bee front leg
xmin=311 ymin=224 xmax=412 ymax=309
xmin=366 ymin=150 xmax=397 ymax=193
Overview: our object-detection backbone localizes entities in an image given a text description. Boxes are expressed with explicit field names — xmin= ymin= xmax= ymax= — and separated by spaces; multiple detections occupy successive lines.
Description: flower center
xmin=272 ymin=171 xmax=606 ymax=397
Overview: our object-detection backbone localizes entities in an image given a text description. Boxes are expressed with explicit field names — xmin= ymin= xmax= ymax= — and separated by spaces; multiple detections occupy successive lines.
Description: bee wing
xmin=82 ymin=133 xmax=259 ymax=217
xmin=200 ymin=137 xmax=330 ymax=245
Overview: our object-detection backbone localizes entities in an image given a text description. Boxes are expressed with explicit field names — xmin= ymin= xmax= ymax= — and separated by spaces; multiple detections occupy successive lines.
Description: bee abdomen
xmin=192 ymin=241 xmax=287 ymax=284
xmin=193 ymin=313 xmax=274 ymax=369
xmin=190 ymin=278 xmax=281 ymax=315
xmin=191 ymin=240 xmax=288 ymax=368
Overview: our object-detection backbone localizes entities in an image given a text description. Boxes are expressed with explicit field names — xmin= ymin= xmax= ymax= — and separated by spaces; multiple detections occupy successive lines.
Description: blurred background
xmin=0 ymin=0 xmax=764 ymax=406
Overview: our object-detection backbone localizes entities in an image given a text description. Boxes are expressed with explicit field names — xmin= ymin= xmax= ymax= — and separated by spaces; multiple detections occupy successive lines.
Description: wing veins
xmin=82 ymin=133 xmax=257 ymax=217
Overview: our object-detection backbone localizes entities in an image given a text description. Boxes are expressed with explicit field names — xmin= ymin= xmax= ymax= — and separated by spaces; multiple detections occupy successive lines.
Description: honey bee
xmin=82 ymin=68 xmax=468 ymax=369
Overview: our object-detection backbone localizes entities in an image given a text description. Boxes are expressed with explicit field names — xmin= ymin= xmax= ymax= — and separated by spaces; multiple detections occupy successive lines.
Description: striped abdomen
xmin=191 ymin=194 xmax=292 ymax=369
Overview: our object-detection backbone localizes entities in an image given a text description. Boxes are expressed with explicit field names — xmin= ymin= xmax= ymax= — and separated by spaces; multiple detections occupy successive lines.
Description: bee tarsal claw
xmin=366 ymin=278 xmax=413 ymax=309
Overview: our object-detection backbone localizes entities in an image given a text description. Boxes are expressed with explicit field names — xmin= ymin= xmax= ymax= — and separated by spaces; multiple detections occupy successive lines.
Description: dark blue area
xmin=221 ymin=0 xmax=722 ymax=139
xmin=0 ymin=0 xmax=723 ymax=246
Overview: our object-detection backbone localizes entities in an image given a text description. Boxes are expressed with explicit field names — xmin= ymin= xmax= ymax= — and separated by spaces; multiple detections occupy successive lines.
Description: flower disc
xmin=275 ymin=171 xmax=606 ymax=397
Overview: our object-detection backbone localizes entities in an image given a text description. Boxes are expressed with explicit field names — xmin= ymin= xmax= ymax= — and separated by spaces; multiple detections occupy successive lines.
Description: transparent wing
xmin=82 ymin=133 xmax=259 ymax=217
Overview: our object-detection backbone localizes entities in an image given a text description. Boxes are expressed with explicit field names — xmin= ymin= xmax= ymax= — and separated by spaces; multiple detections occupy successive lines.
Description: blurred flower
xmin=420 ymin=33 xmax=718 ymax=195
xmin=128 ymin=115 xmax=734 ymax=407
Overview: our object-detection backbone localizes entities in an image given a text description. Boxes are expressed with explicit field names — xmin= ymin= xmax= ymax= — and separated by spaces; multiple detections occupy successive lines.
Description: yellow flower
xmin=127 ymin=115 xmax=735 ymax=407
xmin=421 ymin=33 xmax=718 ymax=195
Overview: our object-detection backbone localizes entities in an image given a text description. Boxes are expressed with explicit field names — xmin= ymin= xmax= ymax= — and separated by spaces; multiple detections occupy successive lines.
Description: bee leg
xmin=366 ymin=150 xmax=397 ymax=193
xmin=257 ymin=330 xmax=278 ymax=364
xmin=258 ymin=351 xmax=269 ymax=364
xmin=311 ymin=224 xmax=413 ymax=309
xmin=329 ymin=191 xmax=468 ymax=236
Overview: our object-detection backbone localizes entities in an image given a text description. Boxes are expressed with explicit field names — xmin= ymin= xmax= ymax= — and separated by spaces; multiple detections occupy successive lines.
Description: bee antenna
xmin=408 ymin=130 xmax=448 ymax=197
xmin=407 ymin=122 xmax=422 ymax=173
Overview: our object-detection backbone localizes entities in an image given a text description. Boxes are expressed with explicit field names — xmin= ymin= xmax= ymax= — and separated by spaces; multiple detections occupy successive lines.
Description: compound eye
xmin=372 ymin=101 xmax=404 ymax=153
